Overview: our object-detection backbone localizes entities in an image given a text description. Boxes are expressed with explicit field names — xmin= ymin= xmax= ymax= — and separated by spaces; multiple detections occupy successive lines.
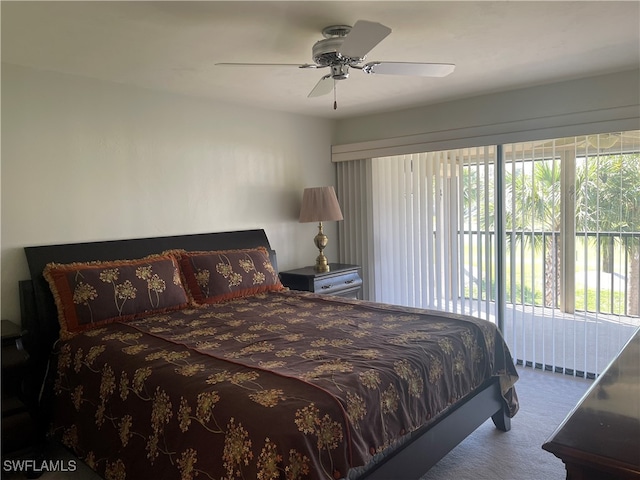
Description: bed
xmin=20 ymin=229 xmax=518 ymax=480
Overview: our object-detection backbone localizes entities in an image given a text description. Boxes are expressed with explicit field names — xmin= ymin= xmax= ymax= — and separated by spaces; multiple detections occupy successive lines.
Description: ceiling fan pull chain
xmin=333 ymin=79 xmax=337 ymax=110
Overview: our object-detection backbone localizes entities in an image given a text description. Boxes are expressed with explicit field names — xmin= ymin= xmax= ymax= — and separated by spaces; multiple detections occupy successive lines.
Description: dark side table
xmin=279 ymin=264 xmax=363 ymax=299
xmin=2 ymin=319 xmax=37 ymax=457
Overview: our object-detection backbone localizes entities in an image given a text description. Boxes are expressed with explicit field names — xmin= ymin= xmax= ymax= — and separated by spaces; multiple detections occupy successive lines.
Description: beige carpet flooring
xmin=420 ymin=366 xmax=592 ymax=480
xmin=3 ymin=367 xmax=592 ymax=480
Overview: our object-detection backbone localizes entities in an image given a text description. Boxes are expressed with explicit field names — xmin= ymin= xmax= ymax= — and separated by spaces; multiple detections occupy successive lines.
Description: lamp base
xmin=315 ymin=254 xmax=330 ymax=272
xmin=313 ymin=222 xmax=330 ymax=272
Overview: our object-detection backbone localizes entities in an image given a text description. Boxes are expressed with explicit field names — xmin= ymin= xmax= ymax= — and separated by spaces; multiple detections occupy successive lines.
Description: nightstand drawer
xmin=313 ymin=271 xmax=362 ymax=295
xmin=280 ymin=263 xmax=363 ymax=299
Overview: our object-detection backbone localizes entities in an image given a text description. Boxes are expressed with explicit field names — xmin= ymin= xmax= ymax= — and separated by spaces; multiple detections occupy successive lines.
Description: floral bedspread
xmin=50 ymin=290 xmax=519 ymax=480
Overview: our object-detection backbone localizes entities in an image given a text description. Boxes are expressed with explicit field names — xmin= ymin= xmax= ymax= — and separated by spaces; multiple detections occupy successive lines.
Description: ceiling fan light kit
xmin=216 ymin=19 xmax=455 ymax=109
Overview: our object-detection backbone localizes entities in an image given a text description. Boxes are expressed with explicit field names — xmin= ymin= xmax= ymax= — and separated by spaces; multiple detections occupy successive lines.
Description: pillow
xmin=44 ymin=254 xmax=189 ymax=338
xmin=177 ymin=247 xmax=283 ymax=304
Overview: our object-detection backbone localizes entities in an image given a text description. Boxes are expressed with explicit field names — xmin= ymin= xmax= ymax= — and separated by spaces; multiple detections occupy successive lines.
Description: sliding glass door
xmin=368 ymin=147 xmax=496 ymax=319
xmin=337 ymin=130 xmax=640 ymax=376
xmin=503 ymin=131 xmax=640 ymax=376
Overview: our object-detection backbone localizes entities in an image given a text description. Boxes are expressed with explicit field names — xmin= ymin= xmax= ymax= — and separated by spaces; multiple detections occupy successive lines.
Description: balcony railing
xmin=462 ymin=230 xmax=640 ymax=318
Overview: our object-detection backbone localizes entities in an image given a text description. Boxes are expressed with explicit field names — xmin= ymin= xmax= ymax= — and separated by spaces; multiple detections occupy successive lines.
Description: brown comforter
xmin=50 ymin=290 xmax=518 ymax=480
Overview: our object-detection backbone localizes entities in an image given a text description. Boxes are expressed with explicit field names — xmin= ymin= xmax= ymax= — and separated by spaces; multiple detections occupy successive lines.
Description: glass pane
xmin=503 ymin=130 xmax=640 ymax=376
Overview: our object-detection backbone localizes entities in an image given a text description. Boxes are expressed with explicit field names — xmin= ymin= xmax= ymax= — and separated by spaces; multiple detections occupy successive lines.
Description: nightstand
xmin=279 ymin=264 xmax=363 ymax=299
xmin=2 ymin=319 xmax=37 ymax=456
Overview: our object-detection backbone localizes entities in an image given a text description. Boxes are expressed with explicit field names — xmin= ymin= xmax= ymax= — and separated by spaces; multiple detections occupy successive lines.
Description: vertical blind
xmin=337 ymin=147 xmax=497 ymax=320
xmin=503 ymin=132 xmax=640 ymax=377
xmin=336 ymin=130 xmax=639 ymax=377
xmin=336 ymin=159 xmax=375 ymax=300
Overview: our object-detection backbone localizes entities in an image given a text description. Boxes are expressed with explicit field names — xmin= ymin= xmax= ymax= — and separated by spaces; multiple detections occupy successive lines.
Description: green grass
xmin=575 ymin=288 xmax=628 ymax=314
xmin=460 ymin=235 xmax=631 ymax=315
xmin=465 ymin=282 xmax=627 ymax=314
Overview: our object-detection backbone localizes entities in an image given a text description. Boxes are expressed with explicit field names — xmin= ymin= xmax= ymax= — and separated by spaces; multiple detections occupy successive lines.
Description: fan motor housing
xmin=312 ymin=37 xmax=343 ymax=66
xmin=312 ymin=37 xmax=363 ymax=68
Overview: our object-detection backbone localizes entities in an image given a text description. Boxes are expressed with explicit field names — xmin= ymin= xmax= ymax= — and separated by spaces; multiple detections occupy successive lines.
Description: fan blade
xmin=363 ymin=62 xmax=455 ymax=77
xmin=339 ymin=20 xmax=391 ymax=59
xmin=215 ymin=63 xmax=322 ymax=69
xmin=308 ymin=75 xmax=334 ymax=98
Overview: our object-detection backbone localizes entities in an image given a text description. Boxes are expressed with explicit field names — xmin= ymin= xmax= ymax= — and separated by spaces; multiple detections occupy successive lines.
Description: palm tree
xmin=577 ymin=153 xmax=640 ymax=315
xmin=505 ymin=159 xmax=562 ymax=307
xmin=472 ymin=143 xmax=639 ymax=316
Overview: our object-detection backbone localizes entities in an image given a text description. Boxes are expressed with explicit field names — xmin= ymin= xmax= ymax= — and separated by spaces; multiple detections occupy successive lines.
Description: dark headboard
xmin=21 ymin=229 xmax=277 ymax=363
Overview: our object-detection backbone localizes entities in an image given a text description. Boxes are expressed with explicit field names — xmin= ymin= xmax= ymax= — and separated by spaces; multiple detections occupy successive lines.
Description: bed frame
xmin=19 ymin=229 xmax=511 ymax=479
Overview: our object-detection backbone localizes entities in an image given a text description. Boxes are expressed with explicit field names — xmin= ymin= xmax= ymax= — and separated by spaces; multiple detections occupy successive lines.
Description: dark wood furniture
xmin=543 ymin=327 xmax=640 ymax=480
xmin=20 ymin=229 xmax=513 ymax=480
xmin=279 ymin=263 xmax=362 ymax=298
xmin=2 ymin=319 xmax=37 ymax=456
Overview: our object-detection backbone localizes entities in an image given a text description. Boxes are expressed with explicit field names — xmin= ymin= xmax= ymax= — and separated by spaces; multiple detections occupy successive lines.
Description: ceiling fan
xmin=216 ymin=20 xmax=455 ymax=109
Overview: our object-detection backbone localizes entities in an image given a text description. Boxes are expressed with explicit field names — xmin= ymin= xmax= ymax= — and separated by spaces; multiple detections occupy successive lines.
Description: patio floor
xmin=465 ymin=301 xmax=639 ymax=377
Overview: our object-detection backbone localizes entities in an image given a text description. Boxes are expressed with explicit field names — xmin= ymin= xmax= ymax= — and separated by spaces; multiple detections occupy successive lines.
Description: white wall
xmin=1 ymin=64 xmax=336 ymax=322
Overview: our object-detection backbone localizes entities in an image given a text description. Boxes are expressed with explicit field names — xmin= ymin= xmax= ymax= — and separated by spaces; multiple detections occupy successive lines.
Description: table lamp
xmin=298 ymin=186 xmax=344 ymax=272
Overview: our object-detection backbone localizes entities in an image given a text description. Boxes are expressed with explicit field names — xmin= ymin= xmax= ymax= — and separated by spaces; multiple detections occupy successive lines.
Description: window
xmin=337 ymin=130 xmax=640 ymax=376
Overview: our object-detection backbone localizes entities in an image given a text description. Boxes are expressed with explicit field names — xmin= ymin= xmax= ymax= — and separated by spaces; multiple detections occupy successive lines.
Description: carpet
xmin=420 ymin=366 xmax=592 ymax=480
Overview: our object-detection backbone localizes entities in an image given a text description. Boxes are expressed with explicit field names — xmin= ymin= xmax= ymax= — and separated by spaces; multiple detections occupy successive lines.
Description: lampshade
xmin=299 ymin=186 xmax=344 ymax=223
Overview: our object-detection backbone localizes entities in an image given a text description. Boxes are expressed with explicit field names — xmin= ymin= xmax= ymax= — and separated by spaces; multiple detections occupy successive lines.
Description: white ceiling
xmin=2 ymin=1 xmax=639 ymax=119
